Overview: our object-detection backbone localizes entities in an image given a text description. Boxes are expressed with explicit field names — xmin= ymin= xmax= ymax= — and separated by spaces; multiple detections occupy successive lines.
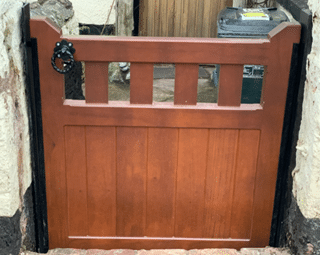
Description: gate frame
xmin=29 ymin=15 xmax=300 ymax=251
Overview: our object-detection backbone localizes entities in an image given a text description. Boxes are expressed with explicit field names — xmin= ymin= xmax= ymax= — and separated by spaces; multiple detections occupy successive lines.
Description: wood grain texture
xmin=146 ymin=128 xmax=178 ymax=237
xmin=174 ymin=64 xmax=199 ymax=105
xmin=218 ymin=64 xmax=244 ymax=106
xmin=146 ymin=0 xmax=154 ymax=36
xmin=139 ymin=0 xmax=233 ymax=37
xmin=187 ymin=0 xmax=197 ymax=37
xmin=175 ymin=129 xmax=208 ymax=237
xmin=65 ymin=126 xmax=88 ymax=236
xmin=85 ymin=62 xmax=109 ymax=103
xmin=167 ymin=0 xmax=175 ymax=37
xmin=203 ymin=129 xmax=239 ymax=238
xmin=86 ymin=127 xmax=117 ymax=236
xmin=195 ymin=0 xmax=204 ymax=38
xmin=116 ymin=127 xmax=148 ymax=237
xmin=69 ymin=38 xmax=271 ymax=65
xmin=68 ymin=237 xmax=251 ymax=250
xmin=154 ymin=0 xmax=160 ymax=36
xmin=180 ymin=0 xmax=189 ymax=37
xmin=130 ymin=63 xmax=154 ymax=104
xmin=173 ymin=0 xmax=182 ymax=37
xmin=139 ymin=0 xmax=148 ymax=36
xmin=62 ymin=101 xmax=264 ymax=130
xmin=202 ymin=0 xmax=212 ymax=38
xmin=230 ymin=130 xmax=260 ymax=239
xmin=160 ymin=0 xmax=168 ymax=37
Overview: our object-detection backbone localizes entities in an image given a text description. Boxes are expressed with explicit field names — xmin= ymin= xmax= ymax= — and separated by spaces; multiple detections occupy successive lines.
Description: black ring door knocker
xmin=51 ymin=39 xmax=75 ymax=74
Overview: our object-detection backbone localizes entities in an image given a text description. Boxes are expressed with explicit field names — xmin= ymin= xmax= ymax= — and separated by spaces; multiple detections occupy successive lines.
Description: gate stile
xmin=30 ymin=17 xmax=300 ymax=250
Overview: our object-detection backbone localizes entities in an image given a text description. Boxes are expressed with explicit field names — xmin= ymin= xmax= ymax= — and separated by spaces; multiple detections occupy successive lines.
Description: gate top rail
xmin=30 ymin=17 xmax=300 ymax=65
xmin=30 ymin=16 xmax=300 ymax=110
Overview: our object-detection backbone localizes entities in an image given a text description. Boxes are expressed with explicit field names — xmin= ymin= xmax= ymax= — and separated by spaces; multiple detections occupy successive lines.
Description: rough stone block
xmin=136 ymin=249 xmax=187 ymax=255
xmin=47 ymin=248 xmax=87 ymax=255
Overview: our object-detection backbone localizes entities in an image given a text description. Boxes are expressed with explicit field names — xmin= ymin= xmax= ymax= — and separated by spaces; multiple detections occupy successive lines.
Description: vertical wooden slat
xmin=154 ymin=0 xmax=160 ymax=36
xmin=187 ymin=0 xmax=197 ymax=37
xmin=218 ymin=64 xmax=244 ymax=107
xmin=85 ymin=62 xmax=108 ymax=103
xmin=86 ymin=127 xmax=116 ymax=236
xmin=116 ymin=127 xmax=148 ymax=236
xmin=65 ymin=126 xmax=88 ymax=236
xmin=160 ymin=0 xmax=168 ymax=37
xmin=146 ymin=128 xmax=178 ymax=237
xmin=180 ymin=0 xmax=189 ymax=37
xmin=130 ymin=63 xmax=154 ymax=104
xmin=147 ymin=0 xmax=155 ymax=36
xmin=174 ymin=63 xmax=199 ymax=105
xmin=196 ymin=1 xmax=204 ymax=37
xmin=173 ymin=0 xmax=182 ymax=37
xmin=230 ymin=130 xmax=260 ymax=239
xmin=210 ymin=0 xmax=220 ymax=38
xmin=175 ymin=129 xmax=208 ymax=237
xmin=139 ymin=0 xmax=148 ymax=36
xmin=167 ymin=0 xmax=175 ymax=37
xmin=139 ymin=0 xmax=233 ymax=37
xmin=203 ymin=129 xmax=238 ymax=238
xmin=202 ymin=0 xmax=212 ymax=38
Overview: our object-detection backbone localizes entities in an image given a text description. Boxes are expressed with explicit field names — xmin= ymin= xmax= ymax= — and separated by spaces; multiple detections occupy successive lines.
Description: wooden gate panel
xmin=116 ymin=127 xmax=148 ymax=237
xmin=175 ymin=129 xmax=208 ymax=237
xmin=203 ymin=129 xmax=238 ymax=238
xmin=30 ymin=17 xmax=300 ymax=249
xmin=63 ymin=127 xmax=260 ymax=239
xmin=146 ymin=128 xmax=178 ymax=237
xmin=65 ymin=126 xmax=88 ymax=237
xmin=230 ymin=130 xmax=260 ymax=239
xmin=86 ymin=126 xmax=117 ymax=236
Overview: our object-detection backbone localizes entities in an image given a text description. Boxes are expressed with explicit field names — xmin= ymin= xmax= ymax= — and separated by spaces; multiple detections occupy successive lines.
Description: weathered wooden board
xmin=139 ymin=0 xmax=233 ymax=37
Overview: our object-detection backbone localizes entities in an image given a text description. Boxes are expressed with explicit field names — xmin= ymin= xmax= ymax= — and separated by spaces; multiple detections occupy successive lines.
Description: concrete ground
xmin=21 ymin=247 xmax=292 ymax=255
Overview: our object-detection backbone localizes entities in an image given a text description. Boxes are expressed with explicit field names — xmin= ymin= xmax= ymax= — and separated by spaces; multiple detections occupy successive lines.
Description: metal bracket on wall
xmin=22 ymin=3 xmax=49 ymax=253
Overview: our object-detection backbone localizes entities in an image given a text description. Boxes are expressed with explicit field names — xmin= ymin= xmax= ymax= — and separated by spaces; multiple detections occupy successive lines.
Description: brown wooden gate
xmin=30 ymin=17 xmax=300 ymax=250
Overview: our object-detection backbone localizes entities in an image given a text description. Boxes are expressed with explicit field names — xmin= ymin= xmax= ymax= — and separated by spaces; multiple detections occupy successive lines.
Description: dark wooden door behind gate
xmin=30 ymin=17 xmax=300 ymax=250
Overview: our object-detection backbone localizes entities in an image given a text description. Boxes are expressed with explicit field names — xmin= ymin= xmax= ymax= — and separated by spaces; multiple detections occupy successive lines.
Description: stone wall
xmin=25 ymin=0 xmax=116 ymax=25
xmin=286 ymin=0 xmax=320 ymax=254
xmin=0 ymin=1 xmax=34 ymax=254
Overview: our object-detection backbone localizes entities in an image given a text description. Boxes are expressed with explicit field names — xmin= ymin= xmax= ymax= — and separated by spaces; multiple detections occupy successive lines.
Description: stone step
xmin=21 ymin=247 xmax=291 ymax=255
